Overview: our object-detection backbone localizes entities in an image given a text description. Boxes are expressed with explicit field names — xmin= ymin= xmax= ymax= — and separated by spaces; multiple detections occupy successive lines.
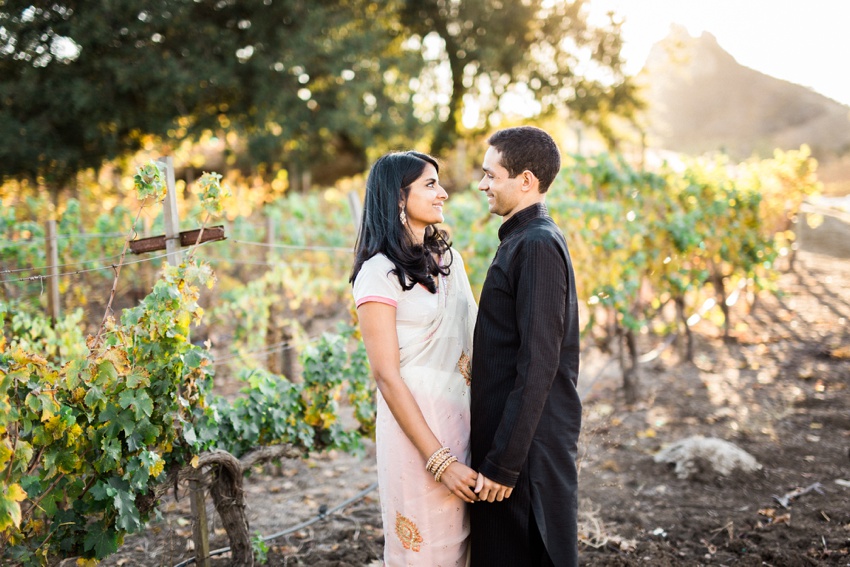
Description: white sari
xmin=354 ymin=249 xmax=476 ymax=566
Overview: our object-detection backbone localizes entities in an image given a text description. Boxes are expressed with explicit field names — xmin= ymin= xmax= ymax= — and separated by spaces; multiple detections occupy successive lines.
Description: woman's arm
xmin=358 ymin=301 xmax=478 ymax=503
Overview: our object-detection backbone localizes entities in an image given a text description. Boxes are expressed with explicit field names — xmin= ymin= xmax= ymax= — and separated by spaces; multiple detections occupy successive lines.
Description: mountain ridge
xmin=639 ymin=25 xmax=850 ymax=165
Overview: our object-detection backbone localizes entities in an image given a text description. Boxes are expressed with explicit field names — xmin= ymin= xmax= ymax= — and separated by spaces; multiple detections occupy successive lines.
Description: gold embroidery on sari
xmin=457 ymin=351 xmax=471 ymax=386
xmin=395 ymin=512 xmax=423 ymax=551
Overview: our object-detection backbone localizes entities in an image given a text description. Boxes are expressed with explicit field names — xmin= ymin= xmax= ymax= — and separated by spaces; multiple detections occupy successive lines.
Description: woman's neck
xmin=409 ymin=225 xmax=426 ymax=245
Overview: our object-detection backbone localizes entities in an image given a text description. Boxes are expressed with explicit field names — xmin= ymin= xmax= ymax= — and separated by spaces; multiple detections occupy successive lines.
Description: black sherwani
xmin=470 ymin=203 xmax=581 ymax=567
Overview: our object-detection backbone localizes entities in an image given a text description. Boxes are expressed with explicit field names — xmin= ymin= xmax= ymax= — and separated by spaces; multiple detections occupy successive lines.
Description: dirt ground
xmin=97 ymin=248 xmax=850 ymax=567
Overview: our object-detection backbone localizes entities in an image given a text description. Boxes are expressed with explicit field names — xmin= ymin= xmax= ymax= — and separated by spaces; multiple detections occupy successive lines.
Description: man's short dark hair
xmin=487 ymin=126 xmax=561 ymax=192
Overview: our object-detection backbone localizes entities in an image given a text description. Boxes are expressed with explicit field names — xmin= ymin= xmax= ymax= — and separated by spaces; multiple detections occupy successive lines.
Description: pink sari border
xmin=356 ymin=295 xmax=397 ymax=308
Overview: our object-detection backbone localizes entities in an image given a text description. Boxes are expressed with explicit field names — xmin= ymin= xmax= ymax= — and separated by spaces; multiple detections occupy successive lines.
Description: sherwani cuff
xmin=480 ymin=458 xmax=519 ymax=488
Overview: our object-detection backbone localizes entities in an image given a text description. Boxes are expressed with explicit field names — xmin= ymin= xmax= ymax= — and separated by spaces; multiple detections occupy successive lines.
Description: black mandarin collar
xmin=498 ymin=202 xmax=549 ymax=242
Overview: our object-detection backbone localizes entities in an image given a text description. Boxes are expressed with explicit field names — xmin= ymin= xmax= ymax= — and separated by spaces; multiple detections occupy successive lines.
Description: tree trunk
xmin=155 ymin=445 xmax=305 ymax=567
xmin=199 ymin=451 xmax=253 ymax=566
xmin=618 ymin=325 xmax=639 ymax=405
xmin=711 ymin=271 xmax=730 ymax=340
xmin=674 ymin=295 xmax=693 ymax=362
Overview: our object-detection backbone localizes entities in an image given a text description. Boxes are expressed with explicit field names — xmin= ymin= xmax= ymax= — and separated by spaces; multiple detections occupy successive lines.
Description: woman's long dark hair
xmin=350 ymin=151 xmax=452 ymax=293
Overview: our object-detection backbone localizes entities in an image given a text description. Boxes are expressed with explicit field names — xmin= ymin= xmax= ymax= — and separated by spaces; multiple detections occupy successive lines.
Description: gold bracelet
xmin=426 ymin=447 xmax=450 ymax=474
xmin=428 ymin=453 xmax=451 ymax=476
xmin=434 ymin=456 xmax=458 ymax=483
xmin=426 ymin=448 xmax=450 ymax=474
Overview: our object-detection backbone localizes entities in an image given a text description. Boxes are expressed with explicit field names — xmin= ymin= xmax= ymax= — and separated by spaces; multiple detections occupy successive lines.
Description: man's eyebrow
xmin=481 ymin=165 xmax=493 ymax=173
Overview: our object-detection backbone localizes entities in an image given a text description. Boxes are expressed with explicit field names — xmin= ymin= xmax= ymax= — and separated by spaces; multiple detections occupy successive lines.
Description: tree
xmin=399 ymin=0 xmax=642 ymax=153
xmin=0 ymin=1 xmax=422 ymax=198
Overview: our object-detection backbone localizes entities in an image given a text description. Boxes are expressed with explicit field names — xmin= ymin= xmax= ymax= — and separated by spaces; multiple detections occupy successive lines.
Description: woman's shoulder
xmin=355 ymin=253 xmax=398 ymax=285
xmin=360 ymin=252 xmax=395 ymax=273
xmin=446 ymin=247 xmax=465 ymax=267
xmin=352 ymin=253 xmax=402 ymax=303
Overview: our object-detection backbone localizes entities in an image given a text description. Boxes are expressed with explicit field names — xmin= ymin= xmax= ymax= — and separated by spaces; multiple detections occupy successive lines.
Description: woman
xmin=351 ymin=151 xmax=478 ymax=566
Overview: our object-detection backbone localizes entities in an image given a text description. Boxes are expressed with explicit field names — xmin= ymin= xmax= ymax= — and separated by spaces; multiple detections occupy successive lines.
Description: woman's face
xmin=402 ymin=163 xmax=448 ymax=233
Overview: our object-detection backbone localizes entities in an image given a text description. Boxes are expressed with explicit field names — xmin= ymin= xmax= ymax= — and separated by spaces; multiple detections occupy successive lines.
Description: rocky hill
xmin=639 ymin=25 xmax=850 ymax=167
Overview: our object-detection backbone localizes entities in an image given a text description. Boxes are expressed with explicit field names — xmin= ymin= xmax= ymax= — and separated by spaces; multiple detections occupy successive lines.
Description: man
xmin=470 ymin=126 xmax=582 ymax=566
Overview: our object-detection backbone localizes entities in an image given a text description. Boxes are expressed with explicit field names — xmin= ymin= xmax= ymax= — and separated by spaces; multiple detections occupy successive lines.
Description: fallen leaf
xmin=830 ymin=345 xmax=850 ymax=359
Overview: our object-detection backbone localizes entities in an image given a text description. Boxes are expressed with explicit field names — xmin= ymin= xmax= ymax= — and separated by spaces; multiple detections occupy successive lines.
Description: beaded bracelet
xmin=434 ymin=456 xmax=458 ymax=483
xmin=425 ymin=447 xmax=450 ymax=474
xmin=429 ymin=453 xmax=450 ymax=475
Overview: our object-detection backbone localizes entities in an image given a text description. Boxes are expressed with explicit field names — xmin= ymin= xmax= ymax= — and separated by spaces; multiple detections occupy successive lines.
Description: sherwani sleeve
xmin=479 ymin=237 xmax=568 ymax=487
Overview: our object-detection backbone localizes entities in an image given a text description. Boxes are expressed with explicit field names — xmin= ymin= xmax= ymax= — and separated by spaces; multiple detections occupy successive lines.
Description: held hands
xmin=439 ymin=461 xmax=480 ymax=504
xmin=474 ymin=473 xmax=513 ymax=503
xmin=427 ymin=447 xmax=479 ymax=503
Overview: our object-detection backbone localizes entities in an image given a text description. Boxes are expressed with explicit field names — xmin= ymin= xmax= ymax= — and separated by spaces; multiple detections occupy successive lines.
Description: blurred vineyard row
xmin=2 ymin=146 xmax=820 ymax=382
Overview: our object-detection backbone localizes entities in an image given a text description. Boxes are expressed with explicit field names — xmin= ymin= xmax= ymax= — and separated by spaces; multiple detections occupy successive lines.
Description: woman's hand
xmin=439 ymin=461 xmax=480 ymax=504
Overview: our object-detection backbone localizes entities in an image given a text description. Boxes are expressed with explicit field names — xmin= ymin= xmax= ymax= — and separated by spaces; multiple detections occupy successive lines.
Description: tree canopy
xmin=400 ymin=0 xmax=642 ymax=152
xmin=1 ymin=0 xmax=639 ymax=193
xmin=0 ymin=0 xmax=420 ymax=192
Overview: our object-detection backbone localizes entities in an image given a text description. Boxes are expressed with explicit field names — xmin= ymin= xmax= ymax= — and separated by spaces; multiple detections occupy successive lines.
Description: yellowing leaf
xmin=12 ymin=350 xmax=48 ymax=368
xmin=190 ymin=455 xmax=200 ymax=468
xmin=99 ymin=347 xmax=131 ymax=376
xmin=0 ymin=442 xmax=12 ymax=468
xmin=0 ymin=483 xmax=27 ymax=530
xmin=638 ymin=428 xmax=656 ymax=438
xmin=831 ymin=345 xmax=850 ymax=359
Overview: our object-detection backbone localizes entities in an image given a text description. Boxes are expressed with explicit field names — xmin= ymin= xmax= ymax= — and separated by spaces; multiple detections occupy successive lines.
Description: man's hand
xmin=474 ymin=473 xmax=513 ymax=503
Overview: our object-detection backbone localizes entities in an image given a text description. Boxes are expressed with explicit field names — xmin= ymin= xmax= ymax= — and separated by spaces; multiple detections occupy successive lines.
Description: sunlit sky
xmin=585 ymin=0 xmax=850 ymax=107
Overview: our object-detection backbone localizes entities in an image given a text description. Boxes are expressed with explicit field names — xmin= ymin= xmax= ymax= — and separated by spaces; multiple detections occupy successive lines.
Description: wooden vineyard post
xmin=348 ymin=190 xmax=363 ymax=229
xmin=264 ymin=214 xmax=296 ymax=379
xmin=265 ymin=214 xmax=283 ymax=375
xmin=45 ymin=220 xmax=60 ymax=323
xmin=158 ymin=156 xmax=181 ymax=267
xmin=190 ymin=478 xmax=211 ymax=567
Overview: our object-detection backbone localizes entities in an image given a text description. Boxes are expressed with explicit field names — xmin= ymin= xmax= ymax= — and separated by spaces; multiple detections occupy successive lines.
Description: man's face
xmin=478 ymin=146 xmax=522 ymax=219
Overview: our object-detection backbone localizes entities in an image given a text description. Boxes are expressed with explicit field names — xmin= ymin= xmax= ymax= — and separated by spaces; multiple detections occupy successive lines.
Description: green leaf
xmin=84 ymin=384 xmax=106 ymax=411
xmin=117 ymin=389 xmax=152 ymax=419
xmin=96 ymin=360 xmax=118 ymax=382
xmin=133 ymin=392 xmax=154 ymax=420
xmin=125 ymin=369 xmax=150 ymax=389
xmin=182 ymin=422 xmax=198 ymax=445
xmin=83 ymin=521 xmax=120 ymax=559
xmin=113 ymin=487 xmax=141 ymax=533
xmin=101 ymin=405 xmax=136 ymax=438
xmin=90 ymin=481 xmax=110 ymax=501
xmin=183 ymin=349 xmax=204 ymax=369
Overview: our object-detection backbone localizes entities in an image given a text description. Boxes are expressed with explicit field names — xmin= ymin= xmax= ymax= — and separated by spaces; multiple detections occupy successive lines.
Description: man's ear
xmin=520 ymin=170 xmax=538 ymax=192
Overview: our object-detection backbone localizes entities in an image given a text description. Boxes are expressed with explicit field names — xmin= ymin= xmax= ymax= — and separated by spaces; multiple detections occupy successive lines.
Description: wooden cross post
xmin=128 ymin=158 xmax=226 ymax=257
